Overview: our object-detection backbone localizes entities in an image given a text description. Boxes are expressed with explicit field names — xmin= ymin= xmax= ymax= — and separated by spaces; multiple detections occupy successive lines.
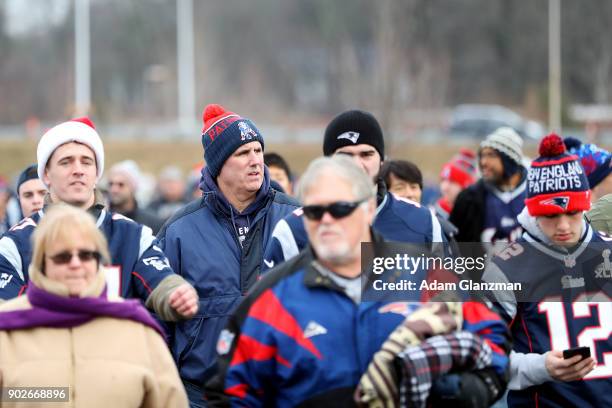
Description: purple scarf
xmin=0 ymin=282 xmax=165 ymax=338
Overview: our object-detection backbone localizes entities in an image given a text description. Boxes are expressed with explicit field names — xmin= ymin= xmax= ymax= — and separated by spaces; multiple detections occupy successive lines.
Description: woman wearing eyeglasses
xmin=0 ymin=204 xmax=187 ymax=407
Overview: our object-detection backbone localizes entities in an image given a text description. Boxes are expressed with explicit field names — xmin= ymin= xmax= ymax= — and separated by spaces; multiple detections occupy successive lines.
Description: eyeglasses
xmin=47 ymin=249 xmax=101 ymax=265
xmin=302 ymin=199 xmax=368 ymax=221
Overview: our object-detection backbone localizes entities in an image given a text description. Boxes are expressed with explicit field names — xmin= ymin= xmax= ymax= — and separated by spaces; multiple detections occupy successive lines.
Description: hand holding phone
xmin=562 ymin=346 xmax=591 ymax=360
xmin=546 ymin=349 xmax=595 ymax=382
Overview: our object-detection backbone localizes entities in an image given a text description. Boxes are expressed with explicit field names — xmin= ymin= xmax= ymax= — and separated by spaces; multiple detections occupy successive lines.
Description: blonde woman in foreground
xmin=0 ymin=204 xmax=187 ymax=407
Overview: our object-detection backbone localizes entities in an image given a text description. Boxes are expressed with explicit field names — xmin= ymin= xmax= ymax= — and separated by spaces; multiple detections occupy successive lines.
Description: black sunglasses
xmin=47 ymin=249 xmax=101 ymax=265
xmin=302 ymin=199 xmax=367 ymax=221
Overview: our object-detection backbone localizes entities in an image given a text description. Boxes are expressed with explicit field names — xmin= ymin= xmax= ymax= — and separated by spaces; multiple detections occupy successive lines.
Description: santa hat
xmin=37 ymin=117 xmax=104 ymax=186
xmin=525 ymin=134 xmax=591 ymax=216
xmin=201 ymin=104 xmax=264 ymax=178
xmin=440 ymin=148 xmax=477 ymax=188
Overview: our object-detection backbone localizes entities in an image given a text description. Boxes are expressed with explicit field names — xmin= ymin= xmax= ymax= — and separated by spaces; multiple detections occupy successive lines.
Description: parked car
xmin=449 ymin=104 xmax=544 ymax=140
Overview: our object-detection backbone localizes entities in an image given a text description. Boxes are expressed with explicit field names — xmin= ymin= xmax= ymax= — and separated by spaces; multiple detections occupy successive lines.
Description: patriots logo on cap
xmin=337 ymin=131 xmax=360 ymax=144
xmin=238 ymin=121 xmax=258 ymax=141
xmin=541 ymin=196 xmax=570 ymax=210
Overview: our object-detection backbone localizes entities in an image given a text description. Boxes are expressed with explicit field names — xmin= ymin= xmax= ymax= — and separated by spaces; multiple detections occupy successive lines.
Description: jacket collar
xmin=200 ymin=166 xmax=272 ymax=218
xmin=518 ymin=206 xmax=592 ymax=258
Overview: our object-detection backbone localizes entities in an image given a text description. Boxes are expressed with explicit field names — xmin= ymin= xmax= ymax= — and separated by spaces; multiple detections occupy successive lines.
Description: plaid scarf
xmin=397 ymin=331 xmax=492 ymax=408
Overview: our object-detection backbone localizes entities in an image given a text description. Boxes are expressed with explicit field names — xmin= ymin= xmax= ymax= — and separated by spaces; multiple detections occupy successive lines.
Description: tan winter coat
xmin=0 ymin=262 xmax=188 ymax=408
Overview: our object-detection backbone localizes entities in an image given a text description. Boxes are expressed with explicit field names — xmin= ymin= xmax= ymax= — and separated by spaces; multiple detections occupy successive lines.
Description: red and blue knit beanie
xmin=440 ymin=148 xmax=477 ymax=188
xmin=525 ymin=133 xmax=591 ymax=216
xmin=564 ymin=137 xmax=612 ymax=189
xmin=201 ymin=104 xmax=264 ymax=178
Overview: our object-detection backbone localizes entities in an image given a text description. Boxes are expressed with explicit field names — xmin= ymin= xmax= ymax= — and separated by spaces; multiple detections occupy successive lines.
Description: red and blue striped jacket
xmin=205 ymin=243 xmax=510 ymax=407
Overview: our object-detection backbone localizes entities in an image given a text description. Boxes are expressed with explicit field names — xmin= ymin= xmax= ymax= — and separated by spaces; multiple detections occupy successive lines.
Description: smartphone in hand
xmin=563 ymin=346 xmax=591 ymax=360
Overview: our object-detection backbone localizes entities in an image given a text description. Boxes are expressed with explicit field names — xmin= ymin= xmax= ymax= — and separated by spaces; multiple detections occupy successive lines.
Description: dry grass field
xmin=1 ymin=139 xmax=538 ymax=182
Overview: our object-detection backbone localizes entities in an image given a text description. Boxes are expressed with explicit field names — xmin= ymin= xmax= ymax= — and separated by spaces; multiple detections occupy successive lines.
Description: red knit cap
xmin=440 ymin=148 xmax=477 ymax=188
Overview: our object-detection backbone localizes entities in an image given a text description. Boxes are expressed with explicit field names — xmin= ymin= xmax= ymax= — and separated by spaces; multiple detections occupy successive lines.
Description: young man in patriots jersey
xmin=263 ymin=109 xmax=445 ymax=271
xmin=0 ymin=117 xmax=198 ymax=322
xmin=484 ymin=134 xmax=612 ymax=407
xmin=205 ymin=157 xmax=510 ymax=407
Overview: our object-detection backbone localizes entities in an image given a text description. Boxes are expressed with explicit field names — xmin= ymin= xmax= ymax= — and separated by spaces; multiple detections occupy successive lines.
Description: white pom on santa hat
xmin=37 ymin=117 xmax=104 ymax=186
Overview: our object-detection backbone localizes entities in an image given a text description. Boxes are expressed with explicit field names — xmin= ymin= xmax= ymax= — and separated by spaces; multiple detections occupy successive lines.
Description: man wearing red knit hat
xmin=435 ymin=148 xmax=478 ymax=219
xmin=484 ymin=134 xmax=612 ymax=407
xmin=158 ymin=104 xmax=299 ymax=406
xmin=0 ymin=117 xmax=198 ymax=323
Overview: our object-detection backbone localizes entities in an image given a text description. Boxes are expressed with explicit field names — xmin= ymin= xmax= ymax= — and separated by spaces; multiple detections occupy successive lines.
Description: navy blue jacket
xmin=157 ymin=167 xmax=299 ymax=384
xmin=263 ymin=190 xmax=445 ymax=270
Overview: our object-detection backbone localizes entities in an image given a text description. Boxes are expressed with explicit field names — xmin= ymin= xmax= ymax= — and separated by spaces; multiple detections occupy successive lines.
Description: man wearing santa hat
xmin=0 ymin=117 xmax=198 ymax=322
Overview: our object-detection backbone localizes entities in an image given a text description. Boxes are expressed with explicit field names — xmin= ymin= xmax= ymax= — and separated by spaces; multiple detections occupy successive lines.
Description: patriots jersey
xmin=0 ymin=209 xmax=175 ymax=302
xmin=481 ymin=180 xmax=526 ymax=244
xmin=484 ymin=225 xmax=612 ymax=407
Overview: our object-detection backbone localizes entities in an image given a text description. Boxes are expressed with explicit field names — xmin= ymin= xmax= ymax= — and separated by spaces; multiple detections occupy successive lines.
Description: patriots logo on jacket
xmin=0 ymin=272 xmax=12 ymax=289
xmin=337 ymin=131 xmax=360 ymax=144
xmin=217 ymin=329 xmax=235 ymax=355
xmin=238 ymin=121 xmax=258 ymax=141
xmin=541 ymin=196 xmax=569 ymax=210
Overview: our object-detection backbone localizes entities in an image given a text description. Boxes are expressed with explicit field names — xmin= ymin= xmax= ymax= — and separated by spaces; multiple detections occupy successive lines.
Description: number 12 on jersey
xmin=539 ymin=294 xmax=612 ymax=380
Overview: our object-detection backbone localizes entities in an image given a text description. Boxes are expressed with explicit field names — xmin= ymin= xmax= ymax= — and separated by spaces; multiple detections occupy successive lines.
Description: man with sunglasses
xmin=0 ymin=117 xmax=198 ymax=323
xmin=205 ymin=156 xmax=509 ymax=406
xmin=263 ymin=109 xmax=445 ymax=271
xmin=157 ymin=104 xmax=299 ymax=406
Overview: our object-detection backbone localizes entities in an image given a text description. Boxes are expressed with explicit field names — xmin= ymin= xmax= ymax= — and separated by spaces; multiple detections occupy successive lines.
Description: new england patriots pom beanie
xmin=525 ymin=133 xmax=591 ymax=216
xmin=201 ymin=104 xmax=264 ymax=178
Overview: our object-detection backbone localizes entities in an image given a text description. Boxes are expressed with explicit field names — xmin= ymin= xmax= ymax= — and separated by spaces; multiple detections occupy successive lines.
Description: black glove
xmin=429 ymin=371 xmax=497 ymax=408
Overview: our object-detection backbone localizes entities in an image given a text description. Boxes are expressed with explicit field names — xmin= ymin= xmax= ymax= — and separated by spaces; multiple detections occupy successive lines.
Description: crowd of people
xmin=0 ymin=104 xmax=610 ymax=407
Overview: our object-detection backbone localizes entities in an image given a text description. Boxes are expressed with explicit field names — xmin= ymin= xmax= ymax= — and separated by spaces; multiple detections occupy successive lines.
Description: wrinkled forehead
xmin=233 ymin=140 xmax=263 ymax=155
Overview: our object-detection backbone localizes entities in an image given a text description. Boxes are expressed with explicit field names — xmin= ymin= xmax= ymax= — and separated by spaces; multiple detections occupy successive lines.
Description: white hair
xmin=296 ymin=156 xmax=375 ymax=202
